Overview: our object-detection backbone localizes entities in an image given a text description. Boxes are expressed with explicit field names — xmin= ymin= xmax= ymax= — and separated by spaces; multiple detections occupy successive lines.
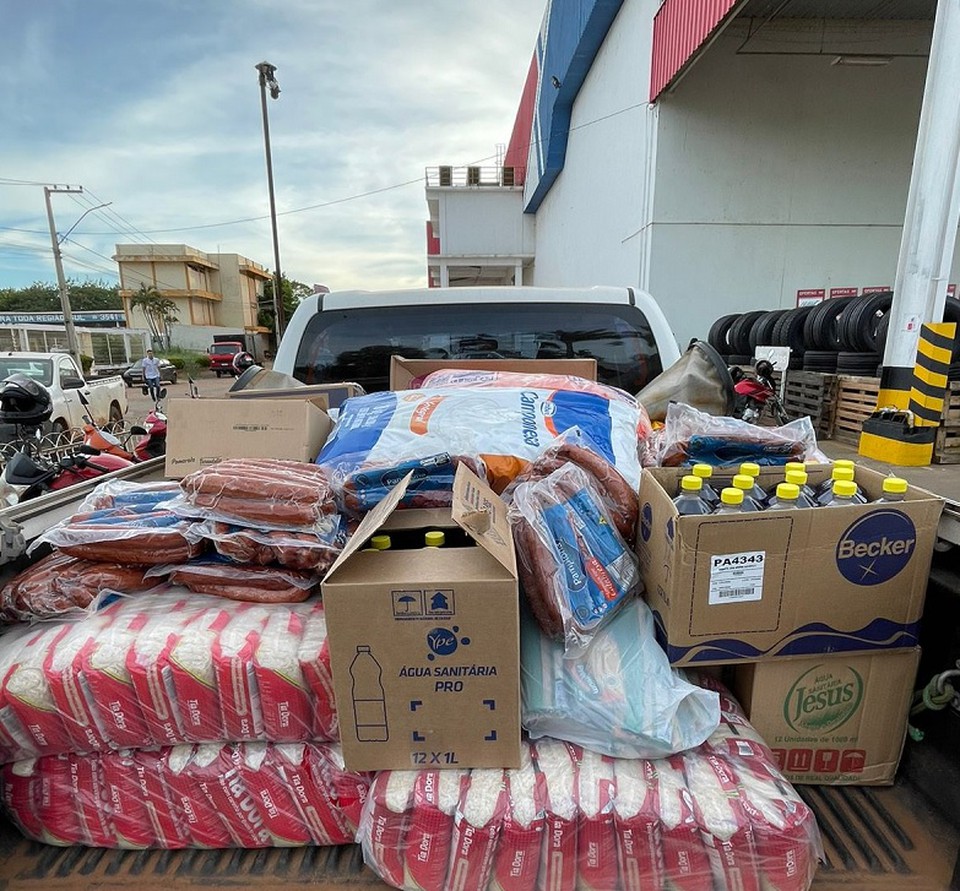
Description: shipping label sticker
xmin=708 ymin=551 xmax=765 ymax=605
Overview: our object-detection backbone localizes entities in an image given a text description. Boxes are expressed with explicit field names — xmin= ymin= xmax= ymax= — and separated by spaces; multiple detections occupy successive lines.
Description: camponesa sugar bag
xmin=532 ymin=739 xmax=579 ymax=891
xmin=611 ymin=758 xmax=663 ymax=891
xmin=254 ymin=606 xmax=313 ymax=742
xmin=403 ymin=769 xmax=466 ymax=891
xmin=577 ymin=749 xmax=618 ymax=891
xmin=490 ymin=745 xmax=544 ymax=891
xmin=318 ymin=388 xmax=643 ymax=513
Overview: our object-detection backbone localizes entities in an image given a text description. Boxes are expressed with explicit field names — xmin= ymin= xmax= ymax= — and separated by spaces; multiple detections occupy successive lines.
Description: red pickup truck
xmin=207 ymin=341 xmax=244 ymax=377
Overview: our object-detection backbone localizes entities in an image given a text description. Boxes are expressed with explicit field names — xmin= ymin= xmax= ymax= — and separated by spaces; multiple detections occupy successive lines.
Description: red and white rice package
xmin=0 ymin=592 xmax=338 ymax=762
xmin=358 ymin=683 xmax=822 ymax=891
xmin=0 ymin=741 xmax=371 ymax=848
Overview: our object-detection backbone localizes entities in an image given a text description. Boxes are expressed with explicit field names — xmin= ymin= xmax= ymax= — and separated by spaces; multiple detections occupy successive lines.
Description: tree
xmin=0 ymin=279 xmax=122 ymax=313
xmin=131 ymin=284 xmax=179 ymax=349
xmin=259 ymin=275 xmax=312 ymax=334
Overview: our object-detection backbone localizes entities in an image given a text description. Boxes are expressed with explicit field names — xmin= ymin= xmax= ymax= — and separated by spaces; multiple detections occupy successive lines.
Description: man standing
xmin=142 ymin=349 xmax=162 ymax=403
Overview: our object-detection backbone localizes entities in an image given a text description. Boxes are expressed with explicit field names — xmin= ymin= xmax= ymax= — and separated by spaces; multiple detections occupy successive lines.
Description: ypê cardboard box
xmin=389 ymin=356 xmax=598 ymax=390
xmin=322 ymin=465 xmax=521 ymax=772
xmin=164 ymin=396 xmax=332 ymax=477
xmin=636 ymin=465 xmax=942 ymax=666
xmin=733 ymin=648 xmax=920 ymax=785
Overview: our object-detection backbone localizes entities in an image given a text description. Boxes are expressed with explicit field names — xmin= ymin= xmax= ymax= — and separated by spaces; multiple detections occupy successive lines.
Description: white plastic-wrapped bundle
xmin=0 ymin=627 xmax=43 ymax=762
xmin=297 ymin=601 xmax=338 ymax=740
xmin=447 ymin=768 xmax=507 ymax=891
xmin=255 ymin=606 xmax=313 ymax=742
xmin=360 ymin=771 xmax=418 ymax=887
xmin=612 ymin=759 xmax=663 ymax=891
xmin=214 ymin=605 xmax=270 ymax=741
xmin=533 ymin=739 xmax=579 ymax=891
xmin=126 ymin=610 xmax=187 ymax=746
xmin=491 ymin=746 xmax=543 ymax=891
xmin=402 ymin=769 xmax=465 ymax=891
xmin=168 ymin=606 xmax=228 ymax=742
xmin=577 ymin=749 xmax=618 ymax=891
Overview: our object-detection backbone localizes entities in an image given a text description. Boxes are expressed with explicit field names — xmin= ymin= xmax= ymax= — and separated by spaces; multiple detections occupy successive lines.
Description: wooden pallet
xmin=782 ymin=371 xmax=838 ymax=437
xmin=934 ymin=381 xmax=960 ymax=463
xmin=833 ymin=375 xmax=880 ymax=443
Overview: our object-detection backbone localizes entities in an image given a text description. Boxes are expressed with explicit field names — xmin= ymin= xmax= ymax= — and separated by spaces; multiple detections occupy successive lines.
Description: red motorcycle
xmin=730 ymin=359 xmax=789 ymax=426
xmin=80 ymin=390 xmax=167 ymax=463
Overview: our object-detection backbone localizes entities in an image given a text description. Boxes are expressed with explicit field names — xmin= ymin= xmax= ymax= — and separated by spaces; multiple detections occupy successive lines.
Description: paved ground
xmin=123 ymin=371 xmax=237 ymax=423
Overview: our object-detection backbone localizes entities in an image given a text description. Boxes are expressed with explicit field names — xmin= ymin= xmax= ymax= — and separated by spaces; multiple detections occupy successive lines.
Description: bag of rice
xmin=189 ymin=742 xmax=272 ymax=847
xmin=254 ymin=607 xmax=313 ymax=742
xmin=82 ymin=609 xmax=154 ymax=748
xmin=490 ymin=744 xmax=544 ymax=891
xmin=612 ymin=759 xmax=663 ymax=891
xmin=403 ymin=768 xmax=465 ymax=891
xmin=3 ymin=624 xmax=73 ymax=755
xmin=447 ymin=768 xmax=507 ymax=891
xmin=0 ymin=627 xmax=47 ymax=762
xmin=656 ymin=755 xmax=709 ymax=891
xmin=360 ymin=770 xmax=417 ymax=888
xmin=577 ymin=749 xmax=619 ymax=891
xmin=99 ymin=749 xmax=156 ymax=848
xmin=43 ymin=617 xmax=112 ymax=753
xmin=132 ymin=747 xmax=189 ymax=847
xmin=72 ymin=751 xmax=116 ymax=847
xmin=238 ymin=741 xmax=312 ymax=846
xmin=168 ymin=606 xmax=229 ymax=742
xmin=35 ymin=754 xmax=86 ymax=845
xmin=311 ymin=742 xmax=370 ymax=839
xmin=161 ymin=744 xmax=234 ymax=848
xmin=268 ymin=743 xmax=344 ymax=845
xmin=532 ymin=739 xmax=579 ymax=891
xmin=213 ymin=604 xmax=270 ymax=741
xmin=297 ymin=601 xmax=338 ymax=741
xmin=2 ymin=759 xmax=42 ymax=841
xmin=683 ymin=752 xmax=760 ymax=891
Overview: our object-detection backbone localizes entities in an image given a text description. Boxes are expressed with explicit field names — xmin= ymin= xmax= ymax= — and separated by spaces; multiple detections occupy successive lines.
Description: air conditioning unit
xmin=467 ymin=166 xmax=481 ymax=186
xmin=502 ymin=166 xmax=515 ymax=187
xmin=438 ymin=166 xmax=453 ymax=186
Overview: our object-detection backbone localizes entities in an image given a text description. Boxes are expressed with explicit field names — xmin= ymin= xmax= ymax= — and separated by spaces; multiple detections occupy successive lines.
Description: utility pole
xmin=43 ymin=185 xmax=83 ymax=364
xmin=256 ymin=61 xmax=286 ymax=339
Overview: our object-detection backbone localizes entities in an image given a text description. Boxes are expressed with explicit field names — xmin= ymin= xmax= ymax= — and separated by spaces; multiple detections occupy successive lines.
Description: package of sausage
xmin=509 ymin=463 xmax=641 ymax=653
xmin=187 ymin=519 xmax=343 ymax=573
xmin=155 ymin=557 xmax=320 ymax=604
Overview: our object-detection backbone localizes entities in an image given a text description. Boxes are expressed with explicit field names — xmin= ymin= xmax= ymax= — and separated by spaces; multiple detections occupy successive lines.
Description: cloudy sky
xmin=0 ymin=0 xmax=544 ymax=292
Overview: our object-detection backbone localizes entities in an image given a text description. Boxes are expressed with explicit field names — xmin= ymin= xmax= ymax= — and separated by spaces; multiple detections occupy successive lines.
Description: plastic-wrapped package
xmin=254 ymin=606 xmax=313 ymax=742
xmin=0 ymin=552 xmax=152 ymax=623
xmin=155 ymin=558 xmax=320 ymax=603
xmin=361 ymin=771 xmax=417 ymax=887
xmin=448 ymin=768 xmax=507 ymax=891
xmin=213 ymin=605 xmax=270 ymax=741
xmin=533 ymin=739 xmax=579 ymax=891
xmin=186 ymin=519 xmax=343 ymax=572
xmin=577 ymin=749 xmax=618 ymax=891
xmin=403 ymin=769 xmax=465 ymax=891
xmin=509 ymin=464 xmax=641 ymax=651
xmin=0 ymin=742 xmax=370 ymax=849
xmin=653 ymin=755 xmax=710 ymax=891
xmin=612 ymin=759 xmax=663 ymax=891
xmin=0 ymin=627 xmax=44 ymax=762
xmin=520 ymin=599 xmax=720 ymax=759
xmin=317 ymin=388 xmax=644 ymax=513
xmin=658 ymin=402 xmax=829 ymax=467
xmin=298 ymin=602 xmax=338 ymax=741
xmin=79 ymin=480 xmax=183 ymax=513
xmin=490 ymin=745 xmax=543 ymax=891
xmin=501 ymin=428 xmax=640 ymax=544
xmin=177 ymin=459 xmax=337 ymax=531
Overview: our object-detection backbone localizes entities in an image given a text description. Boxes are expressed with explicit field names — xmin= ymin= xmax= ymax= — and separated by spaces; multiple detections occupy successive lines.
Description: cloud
xmin=0 ymin=0 xmax=543 ymax=293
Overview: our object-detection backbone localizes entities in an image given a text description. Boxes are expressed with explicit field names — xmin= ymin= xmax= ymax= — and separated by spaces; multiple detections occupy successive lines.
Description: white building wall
xmin=529 ymin=0 xmax=662 ymax=290
xmin=437 ymin=190 xmax=534 ymax=256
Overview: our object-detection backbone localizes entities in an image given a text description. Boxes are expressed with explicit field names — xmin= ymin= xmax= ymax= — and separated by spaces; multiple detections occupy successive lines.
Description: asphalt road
xmin=123 ymin=372 xmax=237 ymax=423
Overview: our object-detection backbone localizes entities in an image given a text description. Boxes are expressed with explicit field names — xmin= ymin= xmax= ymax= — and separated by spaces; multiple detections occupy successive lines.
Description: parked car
xmin=121 ymin=357 xmax=178 ymax=387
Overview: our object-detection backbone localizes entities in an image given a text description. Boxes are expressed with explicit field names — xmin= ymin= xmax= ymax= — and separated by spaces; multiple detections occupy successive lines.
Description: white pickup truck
xmin=0 ymin=351 xmax=128 ymax=440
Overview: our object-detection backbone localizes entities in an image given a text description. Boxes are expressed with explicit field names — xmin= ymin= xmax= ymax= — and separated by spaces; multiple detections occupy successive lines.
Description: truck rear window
xmin=292 ymin=302 xmax=663 ymax=393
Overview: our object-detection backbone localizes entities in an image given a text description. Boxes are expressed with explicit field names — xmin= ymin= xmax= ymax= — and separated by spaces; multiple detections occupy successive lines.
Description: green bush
xmin=168 ymin=356 xmax=186 ymax=370
xmin=79 ymin=354 xmax=94 ymax=376
xmin=194 ymin=354 xmax=211 ymax=369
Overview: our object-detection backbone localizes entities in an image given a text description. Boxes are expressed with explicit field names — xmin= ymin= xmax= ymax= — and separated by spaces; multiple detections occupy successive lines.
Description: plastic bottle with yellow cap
xmin=713 ymin=487 xmax=746 ymax=515
xmin=766 ymin=482 xmax=810 ymax=511
xmin=673 ymin=475 xmax=712 ymax=515
xmin=875 ymin=477 xmax=908 ymax=504
xmin=690 ymin=464 xmax=720 ymax=507
xmin=424 ymin=531 xmax=446 ymax=548
xmin=739 ymin=462 xmax=768 ymax=503
xmin=363 ymin=534 xmax=393 ymax=552
xmin=819 ymin=479 xmax=860 ymax=508
xmin=815 ymin=465 xmax=866 ymax=505
xmin=731 ymin=474 xmax=764 ymax=511
xmin=784 ymin=469 xmax=817 ymax=507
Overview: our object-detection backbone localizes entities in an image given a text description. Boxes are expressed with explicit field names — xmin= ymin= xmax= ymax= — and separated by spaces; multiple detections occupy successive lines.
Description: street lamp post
xmin=256 ymin=61 xmax=286 ymax=339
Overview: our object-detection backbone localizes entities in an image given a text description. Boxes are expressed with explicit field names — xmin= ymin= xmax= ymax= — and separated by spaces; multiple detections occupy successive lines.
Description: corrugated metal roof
xmin=738 ymin=0 xmax=934 ymax=19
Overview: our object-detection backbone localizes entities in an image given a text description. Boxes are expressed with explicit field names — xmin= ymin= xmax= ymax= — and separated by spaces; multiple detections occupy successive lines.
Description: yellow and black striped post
xmin=860 ymin=322 xmax=957 ymax=465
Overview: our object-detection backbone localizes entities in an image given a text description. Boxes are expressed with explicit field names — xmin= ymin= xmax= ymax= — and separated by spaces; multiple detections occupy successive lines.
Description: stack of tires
xmin=708 ymin=293 xmax=960 ymax=379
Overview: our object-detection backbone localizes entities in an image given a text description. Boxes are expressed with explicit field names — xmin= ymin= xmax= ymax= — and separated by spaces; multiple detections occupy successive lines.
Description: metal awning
xmin=738 ymin=0 xmax=934 ymax=19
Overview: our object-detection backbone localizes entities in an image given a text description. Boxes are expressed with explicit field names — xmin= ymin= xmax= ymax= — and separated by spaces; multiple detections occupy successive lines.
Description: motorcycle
xmin=730 ymin=359 xmax=789 ymax=426
xmin=80 ymin=389 xmax=167 ymax=462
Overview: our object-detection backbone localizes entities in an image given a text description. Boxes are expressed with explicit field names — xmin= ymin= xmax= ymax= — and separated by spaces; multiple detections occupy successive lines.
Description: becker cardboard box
xmin=164 ymin=396 xmax=333 ymax=477
xmin=321 ymin=464 xmax=521 ymax=772
xmin=732 ymin=648 xmax=920 ymax=784
xmin=389 ymin=356 xmax=598 ymax=390
xmin=637 ymin=465 xmax=942 ymax=666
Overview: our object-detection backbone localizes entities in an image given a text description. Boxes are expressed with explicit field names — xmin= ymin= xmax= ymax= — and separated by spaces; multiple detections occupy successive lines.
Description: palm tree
xmin=131 ymin=284 xmax=179 ymax=349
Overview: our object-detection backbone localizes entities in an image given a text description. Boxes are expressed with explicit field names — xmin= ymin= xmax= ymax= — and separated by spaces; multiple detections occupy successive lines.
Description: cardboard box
xmin=637 ymin=465 xmax=942 ymax=665
xmin=732 ymin=648 xmax=920 ymax=784
xmin=389 ymin=356 xmax=598 ymax=390
xmin=164 ymin=397 xmax=333 ymax=477
xmin=226 ymin=382 xmax=364 ymax=410
xmin=321 ymin=465 xmax=521 ymax=772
